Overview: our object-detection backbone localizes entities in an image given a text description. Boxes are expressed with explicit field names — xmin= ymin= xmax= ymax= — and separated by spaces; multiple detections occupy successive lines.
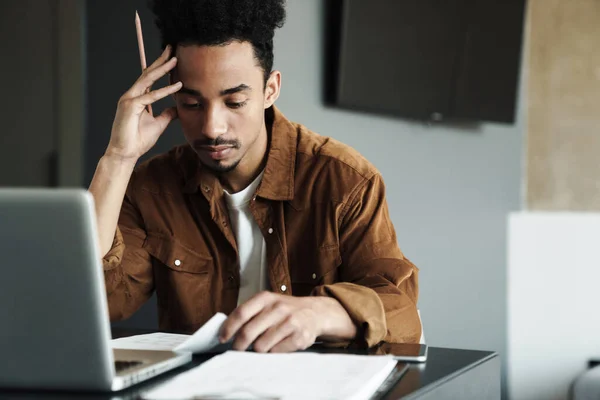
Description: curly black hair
xmin=150 ymin=0 xmax=286 ymax=85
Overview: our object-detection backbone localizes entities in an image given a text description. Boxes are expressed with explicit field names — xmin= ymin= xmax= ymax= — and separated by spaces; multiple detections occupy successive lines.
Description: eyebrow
xmin=179 ymin=84 xmax=252 ymax=97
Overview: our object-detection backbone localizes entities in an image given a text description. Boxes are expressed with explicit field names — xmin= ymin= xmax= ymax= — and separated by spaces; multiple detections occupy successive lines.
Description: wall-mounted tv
xmin=324 ymin=0 xmax=526 ymax=124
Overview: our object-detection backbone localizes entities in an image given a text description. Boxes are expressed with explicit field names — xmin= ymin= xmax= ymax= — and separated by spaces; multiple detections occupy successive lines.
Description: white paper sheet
xmin=174 ymin=312 xmax=230 ymax=353
xmin=110 ymin=312 xmax=231 ymax=354
xmin=111 ymin=332 xmax=190 ymax=351
xmin=142 ymin=351 xmax=398 ymax=400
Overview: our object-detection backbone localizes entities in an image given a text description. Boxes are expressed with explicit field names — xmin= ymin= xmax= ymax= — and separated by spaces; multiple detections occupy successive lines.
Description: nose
xmin=201 ymin=105 xmax=227 ymax=139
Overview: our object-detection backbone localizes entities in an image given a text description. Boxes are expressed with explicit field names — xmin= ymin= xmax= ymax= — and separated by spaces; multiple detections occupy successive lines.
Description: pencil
xmin=135 ymin=11 xmax=152 ymax=114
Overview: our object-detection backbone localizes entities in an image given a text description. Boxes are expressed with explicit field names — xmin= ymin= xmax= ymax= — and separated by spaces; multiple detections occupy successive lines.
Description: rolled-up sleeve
xmin=312 ymin=173 xmax=421 ymax=347
xmin=102 ymin=172 xmax=154 ymax=322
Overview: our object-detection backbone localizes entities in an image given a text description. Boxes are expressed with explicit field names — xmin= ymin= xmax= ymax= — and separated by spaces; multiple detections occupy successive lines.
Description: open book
xmin=111 ymin=312 xmax=231 ymax=354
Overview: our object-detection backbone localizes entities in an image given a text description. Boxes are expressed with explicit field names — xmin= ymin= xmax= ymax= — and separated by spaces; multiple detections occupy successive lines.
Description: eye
xmin=227 ymin=100 xmax=248 ymax=109
xmin=182 ymin=102 xmax=202 ymax=109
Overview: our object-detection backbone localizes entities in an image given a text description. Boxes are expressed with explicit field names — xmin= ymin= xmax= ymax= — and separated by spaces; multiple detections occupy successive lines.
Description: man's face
xmin=172 ymin=41 xmax=272 ymax=173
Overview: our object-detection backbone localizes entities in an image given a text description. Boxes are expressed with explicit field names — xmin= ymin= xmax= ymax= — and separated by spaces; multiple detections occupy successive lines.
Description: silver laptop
xmin=0 ymin=188 xmax=192 ymax=391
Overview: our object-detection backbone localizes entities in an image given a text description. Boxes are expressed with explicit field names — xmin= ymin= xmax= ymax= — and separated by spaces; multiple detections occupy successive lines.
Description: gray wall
xmin=0 ymin=0 xmax=57 ymax=186
xmin=86 ymin=0 xmax=523 ymax=389
xmin=1 ymin=0 xmax=84 ymax=188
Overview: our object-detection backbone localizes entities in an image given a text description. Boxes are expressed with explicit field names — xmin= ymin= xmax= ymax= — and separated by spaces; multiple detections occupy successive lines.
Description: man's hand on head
xmin=218 ymin=291 xmax=357 ymax=353
xmin=106 ymin=45 xmax=182 ymax=163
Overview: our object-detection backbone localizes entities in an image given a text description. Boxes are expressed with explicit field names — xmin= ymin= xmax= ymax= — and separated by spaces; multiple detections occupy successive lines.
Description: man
xmin=89 ymin=0 xmax=421 ymax=353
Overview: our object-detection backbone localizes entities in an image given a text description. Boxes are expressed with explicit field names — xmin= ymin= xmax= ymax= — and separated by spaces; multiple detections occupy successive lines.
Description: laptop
xmin=0 ymin=188 xmax=192 ymax=391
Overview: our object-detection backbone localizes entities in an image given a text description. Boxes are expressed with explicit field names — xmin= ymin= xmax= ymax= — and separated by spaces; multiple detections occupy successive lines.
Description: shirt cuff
xmin=311 ymin=282 xmax=387 ymax=348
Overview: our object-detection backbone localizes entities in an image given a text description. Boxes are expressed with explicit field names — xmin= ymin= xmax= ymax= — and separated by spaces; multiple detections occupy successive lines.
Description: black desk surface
xmin=0 ymin=329 xmax=497 ymax=400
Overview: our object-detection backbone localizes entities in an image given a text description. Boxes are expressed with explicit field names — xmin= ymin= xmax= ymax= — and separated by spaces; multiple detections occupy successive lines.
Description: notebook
xmin=141 ymin=350 xmax=400 ymax=400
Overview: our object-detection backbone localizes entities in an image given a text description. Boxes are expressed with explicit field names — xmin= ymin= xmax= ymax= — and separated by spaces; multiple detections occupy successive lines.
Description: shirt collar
xmin=181 ymin=105 xmax=296 ymax=201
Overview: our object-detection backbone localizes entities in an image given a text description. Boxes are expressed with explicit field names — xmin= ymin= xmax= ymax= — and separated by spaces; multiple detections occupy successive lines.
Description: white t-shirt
xmin=223 ymin=172 xmax=268 ymax=307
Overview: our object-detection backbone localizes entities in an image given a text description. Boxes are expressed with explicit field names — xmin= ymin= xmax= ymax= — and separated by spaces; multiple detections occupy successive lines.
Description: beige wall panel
xmin=527 ymin=0 xmax=600 ymax=210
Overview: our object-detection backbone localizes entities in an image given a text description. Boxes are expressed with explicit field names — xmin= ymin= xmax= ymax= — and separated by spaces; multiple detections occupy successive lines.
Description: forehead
xmin=174 ymin=41 xmax=262 ymax=85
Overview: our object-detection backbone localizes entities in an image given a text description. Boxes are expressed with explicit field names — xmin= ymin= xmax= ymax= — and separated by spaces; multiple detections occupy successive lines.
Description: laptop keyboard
xmin=115 ymin=360 xmax=143 ymax=372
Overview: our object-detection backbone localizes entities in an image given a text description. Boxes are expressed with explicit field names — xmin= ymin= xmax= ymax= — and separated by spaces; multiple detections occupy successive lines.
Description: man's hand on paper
xmin=218 ymin=291 xmax=357 ymax=353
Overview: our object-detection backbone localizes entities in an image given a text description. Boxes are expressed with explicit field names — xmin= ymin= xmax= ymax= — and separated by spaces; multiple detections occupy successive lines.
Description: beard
xmin=192 ymin=136 xmax=243 ymax=174
xmin=199 ymin=158 xmax=242 ymax=174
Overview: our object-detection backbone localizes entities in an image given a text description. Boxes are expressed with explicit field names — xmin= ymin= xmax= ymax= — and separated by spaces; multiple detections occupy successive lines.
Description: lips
xmin=197 ymin=145 xmax=234 ymax=160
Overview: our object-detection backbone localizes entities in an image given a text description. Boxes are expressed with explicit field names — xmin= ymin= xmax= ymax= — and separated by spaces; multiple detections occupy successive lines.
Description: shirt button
xmin=280 ymin=285 xmax=287 ymax=292
xmin=174 ymin=259 xmax=181 ymax=267
xmin=312 ymin=273 xmax=316 ymax=279
xmin=228 ymin=275 xmax=234 ymax=282
xmin=268 ymin=228 xmax=274 ymax=234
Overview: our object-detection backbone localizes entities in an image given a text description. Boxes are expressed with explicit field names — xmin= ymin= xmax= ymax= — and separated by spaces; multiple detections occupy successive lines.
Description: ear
xmin=263 ymin=70 xmax=281 ymax=109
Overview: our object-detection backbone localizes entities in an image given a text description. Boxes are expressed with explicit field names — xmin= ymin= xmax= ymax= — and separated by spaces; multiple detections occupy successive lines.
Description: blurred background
xmin=2 ymin=1 xmax=600 ymax=399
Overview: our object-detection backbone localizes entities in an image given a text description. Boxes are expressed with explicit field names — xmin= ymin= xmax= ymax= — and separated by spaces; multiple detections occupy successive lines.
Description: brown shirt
xmin=103 ymin=106 xmax=422 ymax=347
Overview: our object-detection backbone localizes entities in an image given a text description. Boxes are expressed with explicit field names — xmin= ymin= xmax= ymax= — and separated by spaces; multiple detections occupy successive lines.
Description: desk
xmin=0 ymin=329 xmax=500 ymax=400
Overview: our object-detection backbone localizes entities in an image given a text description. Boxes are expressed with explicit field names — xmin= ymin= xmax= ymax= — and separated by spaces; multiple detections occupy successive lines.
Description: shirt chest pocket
xmin=143 ymin=234 xmax=213 ymax=328
xmin=290 ymin=246 xmax=342 ymax=296
xmin=143 ymin=234 xmax=212 ymax=274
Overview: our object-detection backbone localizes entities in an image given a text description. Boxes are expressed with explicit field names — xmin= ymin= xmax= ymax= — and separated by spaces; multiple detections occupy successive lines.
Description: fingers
xmin=219 ymin=293 xmax=318 ymax=353
xmin=252 ymin=320 xmax=295 ymax=353
xmin=118 ymin=81 xmax=180 ymax=119
xmin=141 ymin=46 xmax=172 ymax=116
xmin=120 ymin=45 xmax=176 ymax=103
xmin=231 ymin=303 xmax=289 ymax=351
xmin=254 ymin=313 xmax=316 ymax=353
xmin=219 ymin=292 xmax=273 ymax=343
xmin=124 ymin=48 xmax=177 ymax=99
xmin=130 ymin=56 xmax=179 ymax=97
xmin=136 ymin=81 xmax=182 ymax=108
xmin=153 ymin=106 xmax=178 ymax=132
xmin=146 ymin=45 xmax=173 ymax=72
xmin=269 ymin=330 xmax=314 ymax=353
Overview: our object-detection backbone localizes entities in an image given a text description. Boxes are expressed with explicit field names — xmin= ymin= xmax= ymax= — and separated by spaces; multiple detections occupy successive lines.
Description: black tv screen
xmin=324 ymin=0 xmax=526 ymax=124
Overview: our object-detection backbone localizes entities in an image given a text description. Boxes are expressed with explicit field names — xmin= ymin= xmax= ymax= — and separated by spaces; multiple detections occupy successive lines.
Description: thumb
xmin=154 ymin=106 xmax=178 ymax=132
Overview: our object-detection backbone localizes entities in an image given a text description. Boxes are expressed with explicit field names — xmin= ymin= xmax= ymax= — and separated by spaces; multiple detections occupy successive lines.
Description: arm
xmin=89 ymin=157 xmax=154 ymax=321
xmin=88 ymin=45 xmax=182 ymax=320
xmin=311 ymin=173 xmax=421 ymax=346
xmin=99 ymin=171 xmax=156 ymax=321
xmin=89 ymin=45 xmax=180 ymax=257
xmin=89 ymin=155 xmax=136 ymax=257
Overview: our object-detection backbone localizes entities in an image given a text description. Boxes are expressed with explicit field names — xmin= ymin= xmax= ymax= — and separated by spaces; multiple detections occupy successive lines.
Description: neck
xmin=219 ymin=123 xmax=269 ymax=193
